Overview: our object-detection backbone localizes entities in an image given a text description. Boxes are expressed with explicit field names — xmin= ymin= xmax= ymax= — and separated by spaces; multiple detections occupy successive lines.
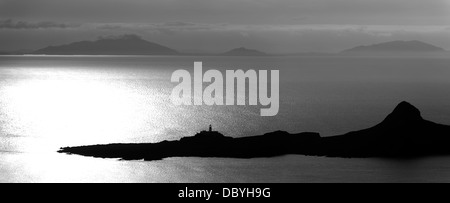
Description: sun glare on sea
xmin=0 ymin=65 xmax=173 ymax=182
xmin=2 ymin=75 xmax=152 ymax=152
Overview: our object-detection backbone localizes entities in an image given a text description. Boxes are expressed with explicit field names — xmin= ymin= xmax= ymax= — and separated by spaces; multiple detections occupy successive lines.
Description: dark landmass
xmin=58 ymin=101 xmax=450 ymax=160
xmin=341 ymin=40 xmax=446 ymax=55
xmin=323 ymin=101 xmax=450 ymax=157
xmin=33 ymin=34 xmax=178 ymax=55
xmin=220 ymin=47 xmax=268 ymax=56
xmin=59 ymin=130 xmax=321 ymax=161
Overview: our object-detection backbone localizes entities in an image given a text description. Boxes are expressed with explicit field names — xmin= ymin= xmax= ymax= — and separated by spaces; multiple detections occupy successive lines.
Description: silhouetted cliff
xmin=322 ymin=101 xmax=450 ymax=157
xmin=58 ymin=101 xmax=450 ymax=160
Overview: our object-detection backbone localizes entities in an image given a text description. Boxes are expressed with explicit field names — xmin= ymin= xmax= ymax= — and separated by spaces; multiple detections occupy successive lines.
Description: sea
xmin=1 ymin=55 xmax=450 ymax=182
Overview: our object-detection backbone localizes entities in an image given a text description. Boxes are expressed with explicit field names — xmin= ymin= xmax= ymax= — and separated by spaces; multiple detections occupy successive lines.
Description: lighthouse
xmin=189 ymin=124 xmax=226 ymax=140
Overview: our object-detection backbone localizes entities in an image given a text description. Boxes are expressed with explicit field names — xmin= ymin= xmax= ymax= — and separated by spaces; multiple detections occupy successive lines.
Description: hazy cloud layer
xmin=1 ymin=0 xmax=449 ymax=25
xmin=1 ymin=20 xmax=449 ymax=53
xmin=0 ymin=19 xmax=79 ymax=29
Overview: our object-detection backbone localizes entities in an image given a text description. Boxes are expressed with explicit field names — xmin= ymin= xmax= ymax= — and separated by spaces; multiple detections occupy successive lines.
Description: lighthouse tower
xmin=189 ymin=124 xmax=226 ymax=140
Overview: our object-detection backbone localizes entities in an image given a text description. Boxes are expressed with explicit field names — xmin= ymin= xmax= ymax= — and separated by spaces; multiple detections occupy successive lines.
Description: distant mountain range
xmin=342 ymin=40 xmax=446 ymax=54
xmin=30 ymin=35 xmax=269 ymax=56
xmin=0 ymin=35 xmax=447 ymax=56
xmin=33 ymin=34 xmax=178 ymax=55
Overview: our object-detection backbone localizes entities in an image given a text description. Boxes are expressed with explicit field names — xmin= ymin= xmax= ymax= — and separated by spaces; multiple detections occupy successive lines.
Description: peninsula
xmin=58 ymin=101 xmax=450 ymax=160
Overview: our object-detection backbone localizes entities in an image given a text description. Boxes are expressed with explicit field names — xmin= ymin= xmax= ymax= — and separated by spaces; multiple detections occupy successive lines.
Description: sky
xmin=0 ymin=0 xmax=449 ymax=53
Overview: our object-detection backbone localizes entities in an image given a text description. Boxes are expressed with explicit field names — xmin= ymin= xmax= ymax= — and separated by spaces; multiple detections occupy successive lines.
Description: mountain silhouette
xmin=221 ymin=47 xmax=268 ymax=56
xmin=342 ymin=40 xmax=446 ymax=54
xmin=323 ymin=101 xmax=450 ymax=157
xmin=33 ymin=34 xmax=178 ymax=55
xmin=58 ymin=101 xmax=450 ymax=160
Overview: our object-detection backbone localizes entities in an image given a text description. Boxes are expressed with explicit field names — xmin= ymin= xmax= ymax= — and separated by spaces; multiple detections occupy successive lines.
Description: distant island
xmin=220 ymin=47 xmax=268 ymax=56
xmin=58 ymin=101 xmax=450 ymax=160
xmin=33 ymin=34 xmax=178 ymax=55
xmin=21 ymin=35 xmax=269 ymax=56
xmin=1 ymin=36 xmax=448 ymax=56
xmin=341 ymin=40 xmax=447 ymax=54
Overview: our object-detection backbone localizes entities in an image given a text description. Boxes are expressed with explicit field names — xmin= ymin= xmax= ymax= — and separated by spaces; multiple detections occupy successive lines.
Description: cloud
xmin=97 ymin=34 xmax=142 ymax=40
xmin=161 ymin=22 xmax=197 ymax=27
xmin=0 ymin=19 xmax=80 ymax=29
xmin=1 ymin=19 xmax=449 ymax=53
xmin=96 ymin=22 xmax=215 ymax=32
xmin=1 ymin=0 xmax=448 ymax=26
xmin=94 ymin=22 xmax=450 ymax=35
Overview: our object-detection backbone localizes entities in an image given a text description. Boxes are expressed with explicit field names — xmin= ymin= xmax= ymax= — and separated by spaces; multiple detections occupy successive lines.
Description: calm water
xmin=1 ymin=55 xmax=450 ymax=182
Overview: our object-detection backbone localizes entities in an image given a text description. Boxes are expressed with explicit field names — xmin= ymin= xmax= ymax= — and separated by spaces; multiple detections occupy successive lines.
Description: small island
xmin=58 ymin=101 xmax=450 ymax=160
xmin=341 ymin=40 xmax=447 ymax=55
xmin=32 ymin=34 xmax=178 ymax=55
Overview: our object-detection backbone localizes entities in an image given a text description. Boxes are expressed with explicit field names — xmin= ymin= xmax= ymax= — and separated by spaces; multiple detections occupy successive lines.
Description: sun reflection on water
xmin=0 ymin=65 xmax=178 ymax=182
xmin=2 ymin=74 xmax=155 ymax=152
